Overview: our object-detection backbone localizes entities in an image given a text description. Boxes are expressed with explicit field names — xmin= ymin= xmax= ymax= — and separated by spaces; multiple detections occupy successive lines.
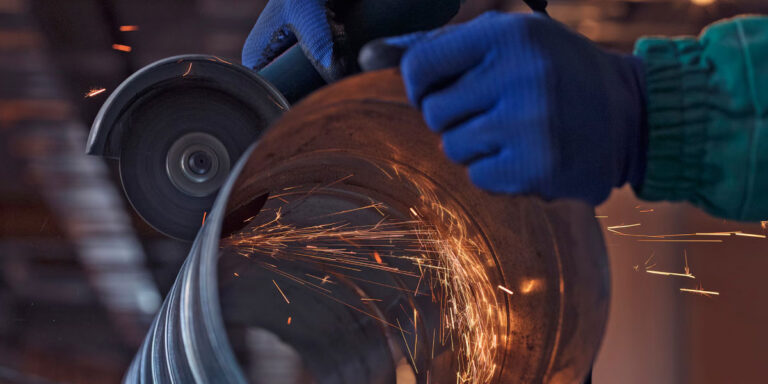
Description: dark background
xmin=1 ymin=0 xmax=767 ymax=383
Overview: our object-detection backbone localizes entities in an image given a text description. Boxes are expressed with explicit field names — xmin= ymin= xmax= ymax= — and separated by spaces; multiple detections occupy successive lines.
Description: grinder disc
xmin=119 ymin=83 xmax=281 ymax=240
xmin=90 ymin=56 xmax=289 ymax=241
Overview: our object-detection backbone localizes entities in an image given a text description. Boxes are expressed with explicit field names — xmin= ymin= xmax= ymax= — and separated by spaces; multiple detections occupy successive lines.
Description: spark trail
xmin=221 ymin=178 xmax=502 ymax=383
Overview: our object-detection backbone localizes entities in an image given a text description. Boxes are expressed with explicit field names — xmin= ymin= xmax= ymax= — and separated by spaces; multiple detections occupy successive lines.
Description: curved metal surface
xmin=126 ymin=70 xmax=609 ymax=384
xmin=124 ymin=144 xmax=254 ymax=384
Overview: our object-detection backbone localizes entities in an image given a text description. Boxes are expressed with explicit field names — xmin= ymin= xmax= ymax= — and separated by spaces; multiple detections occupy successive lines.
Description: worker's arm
xmin=633 ymin=16 xmax=768 ymax=221
xmin=361 ymin=12 xmax=768 ymax=222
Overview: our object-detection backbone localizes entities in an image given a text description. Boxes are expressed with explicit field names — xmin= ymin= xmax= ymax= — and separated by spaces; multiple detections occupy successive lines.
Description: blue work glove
xmin=361 ymin=11 xmax=648 ymax=206
xmin=242 ymin=0 xmax=351 ymax=81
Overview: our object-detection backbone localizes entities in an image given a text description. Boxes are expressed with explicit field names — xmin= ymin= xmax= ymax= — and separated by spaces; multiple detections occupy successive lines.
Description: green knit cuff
xmin=632 ymin=37 xmax=710 ymax=203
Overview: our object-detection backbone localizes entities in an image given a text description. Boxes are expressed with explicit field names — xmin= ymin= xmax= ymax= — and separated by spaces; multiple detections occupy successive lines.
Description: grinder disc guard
xmin=87 ymin=56 xmax=288 ymax=240
xmin=125 ymin=70 xmax=609 ymax=384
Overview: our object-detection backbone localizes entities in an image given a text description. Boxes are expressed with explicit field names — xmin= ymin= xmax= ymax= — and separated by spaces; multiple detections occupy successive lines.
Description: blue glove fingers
xmin=441 ymin=111 xmax=503 ymax=165
xmin=285 ymin=0 xmax=335 ymax=72
xmin=241 ymin=0 xmax=334 ymax=75
xmin=467 ymin=150 xmax=530 ymax=196
xmin=242 ymin=1 xmax=297 ymax=70
xmin=421 ymin=62 xmax=499 ymax=133
xmin=399 ymin=25 xmax=489 ymax=107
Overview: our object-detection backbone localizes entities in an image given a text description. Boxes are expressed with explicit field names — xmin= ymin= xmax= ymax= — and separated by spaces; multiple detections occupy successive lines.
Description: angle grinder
xmin=86 ymin=0 xmax=462 ymax=240
xmin=86 ymin=0 xmax=552 ymax=241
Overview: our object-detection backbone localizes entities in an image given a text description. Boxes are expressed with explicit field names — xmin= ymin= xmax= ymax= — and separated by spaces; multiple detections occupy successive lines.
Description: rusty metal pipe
xmin=125 ymin=70 xmax=609 ymax=384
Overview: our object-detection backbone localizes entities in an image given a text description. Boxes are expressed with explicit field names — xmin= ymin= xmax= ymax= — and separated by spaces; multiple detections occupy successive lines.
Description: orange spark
xmin=681 ymin=287 xmax=720 ymax=296
xmin=211 ymin=56 xmax=233 ymax=65
xmin=638 ymin=239 xmax=722 ymax=243
xmin=85 ymin=88 xmax=106 ymax=98
xmin=112 ymin=44 xmax=132 ymax=52
xmin=233 ymin=272 xmax=239 ymax=277
xmin=201 ymin=211 xmax=207 ymax=225
xmin=644 ymin=252 xmax=655 ymax=266
xmin=695 ymin=231 xmax=766 ymax=238
xmin=287 ymin=316 xmax=292 ymax=325
xmin=695 ymin=232 xmax=737 ymax=236
xmin=413 ymin=308 xmax=419 ymax=356
xmin=608 ymin=225 xmax=762 ymax=242
xmin=497 ymin=285 xmax=514 ymax=295
xmin=119 ymin=25 xmax=139 ymax=32
xmin=734 ymin=232 xmax=767 ymax=239
xmin=272 ymin=279 xmax=290 ymax=304
xmin=646 ymin=270 xmax=695 ymax=279
xmin=607 ymin=223 xmax=641 ymax=230
xmin=182 ymin=62 xmax=193 ymax=77
xmin=761 ymin=221 xmax=767 ymax=230
xmin=373 ymin=251 xmax=383 ymax=264
xmin=681 ymin=282 xmax=719 ymax=297
xmin=432 ymin=328 xmax=436 ymax=359
xmin=396 ymin=318 xmax=418 ymax=374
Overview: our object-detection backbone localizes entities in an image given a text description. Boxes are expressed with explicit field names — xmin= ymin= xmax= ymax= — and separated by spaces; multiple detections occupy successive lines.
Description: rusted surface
xmin=224 ymin=69 xmax=610 ymax=383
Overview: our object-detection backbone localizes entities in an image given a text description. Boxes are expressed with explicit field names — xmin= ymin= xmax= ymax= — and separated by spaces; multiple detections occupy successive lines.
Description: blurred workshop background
xmin=1 ymin=0 xmax=767 ymax=383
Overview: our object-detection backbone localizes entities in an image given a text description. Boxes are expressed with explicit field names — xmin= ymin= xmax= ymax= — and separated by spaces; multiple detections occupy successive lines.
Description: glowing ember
xmin=681 ymin=286 xmax=720 ymax=297
xmin=607 ymin=223 xmax=641 ymax=230
xmin=690 ymin=0 xmax=716 ymax=6
xmin=521 ymin=279 xmax=538 ymax=294
xmin=85 ymin=88 xmax=106 ymax=98
xmin=119 ymin=25 xmax=139 ymax=32
xmin=606 ymin=223 xmax=766 ymax=243
xmin=639 ymin=239 xmax=722 ymax=243
xmin=287 ymin=316 xmax=292 ymax=325
xmin=646 ymin=270 xmax=695 ymax=279
xmin=497 ymin=285 xmax=514 ymax=295
xmin=272 ymin=279 xmax=290 ymax=304
xmin=734 ymin=232 xmax=767 ymax=239
xmin=112 ymin=44 xmax=132 ymax=52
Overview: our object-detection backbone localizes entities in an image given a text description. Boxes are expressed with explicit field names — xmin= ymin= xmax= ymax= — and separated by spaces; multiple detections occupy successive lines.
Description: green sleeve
xmin=633 ymin=16 xmax=768 ymax=221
